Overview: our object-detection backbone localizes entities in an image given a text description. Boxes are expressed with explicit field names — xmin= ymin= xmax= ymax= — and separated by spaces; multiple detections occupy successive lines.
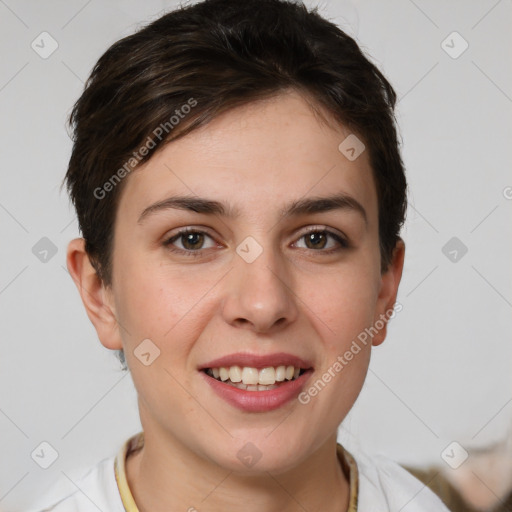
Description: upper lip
xmin=198 ymin=352 xmax=314 ymax=370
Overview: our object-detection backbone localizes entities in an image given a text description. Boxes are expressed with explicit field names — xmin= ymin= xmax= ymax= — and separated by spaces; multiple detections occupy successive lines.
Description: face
xmin=83 ymin=90 xmax=403 ymax=473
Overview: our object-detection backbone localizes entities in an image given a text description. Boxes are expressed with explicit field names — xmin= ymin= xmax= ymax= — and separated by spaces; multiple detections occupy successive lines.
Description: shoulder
xmin=26 ymin=455 xmax=125 ymax=512
xmin=348 ymin=447 xmax=451 ymax=511
xmin=404 ymin=465 xmax=476 ymax=512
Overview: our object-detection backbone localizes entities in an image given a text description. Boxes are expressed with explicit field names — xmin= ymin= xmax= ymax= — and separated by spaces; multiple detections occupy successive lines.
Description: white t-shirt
xmin=27 ymin=432 xmax=451 ymax=512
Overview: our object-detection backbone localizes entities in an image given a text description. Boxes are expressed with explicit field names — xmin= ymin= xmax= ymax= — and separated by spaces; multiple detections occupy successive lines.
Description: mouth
xmin=202 ymin=365 xmax=308 ymax=391
xmin=198 ymin=353 xmax=314 ymax=412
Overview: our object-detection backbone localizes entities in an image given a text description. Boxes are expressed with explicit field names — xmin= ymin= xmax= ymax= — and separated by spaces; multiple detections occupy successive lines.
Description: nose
xmin=220 ymin=245 xmax=299 ymax=334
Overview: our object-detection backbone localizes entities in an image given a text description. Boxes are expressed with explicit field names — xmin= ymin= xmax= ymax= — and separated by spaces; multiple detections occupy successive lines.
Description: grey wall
xmin=1 ymin=0 xmax=511 ymax=510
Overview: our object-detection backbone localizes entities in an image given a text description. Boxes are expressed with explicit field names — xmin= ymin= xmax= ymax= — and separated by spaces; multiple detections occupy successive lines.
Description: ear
xmin=371 ymin=238 xmax=405 ymax=347
xmin=66 ymin=238 xmax=122 ymax=350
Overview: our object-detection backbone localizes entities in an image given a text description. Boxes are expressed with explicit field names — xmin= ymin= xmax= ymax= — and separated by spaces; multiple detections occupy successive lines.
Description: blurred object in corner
xmin=404 ymin=426 xmax=512 ymax=512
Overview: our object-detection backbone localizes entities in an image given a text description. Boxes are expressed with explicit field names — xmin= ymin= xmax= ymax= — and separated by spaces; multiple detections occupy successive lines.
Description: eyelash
xmin=162 ymin=227 xmax=349 ymax=258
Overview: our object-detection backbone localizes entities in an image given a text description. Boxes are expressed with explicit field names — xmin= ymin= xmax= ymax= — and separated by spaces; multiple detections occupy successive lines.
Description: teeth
xmin=229 ymin=366 xmax=242 ymax=383
xmin=259 ymin=367 xmax=276 ymax=385
xmin=228 ymin=382 xmax=279 ymax=392
xmin=241 ymin=367 xmax=259 ymax=385
xmin=275 ymin=365 xmax=286 ymax=381
xmin=207 ymin=365 xmax=304 ymax=386
xmin=232 ymin=381 xmax=278 ymax=391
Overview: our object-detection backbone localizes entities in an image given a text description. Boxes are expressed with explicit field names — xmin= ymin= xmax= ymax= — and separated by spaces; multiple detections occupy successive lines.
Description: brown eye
xmin=163 ymin=229 xmax=217 ymax=256
xmin=180 ymin=232 xmax=205 ymax=250
xmin=295 ymin=229 xmax=349 ymax=252
xmin=304 ymin=232 xmax=328 ymax=249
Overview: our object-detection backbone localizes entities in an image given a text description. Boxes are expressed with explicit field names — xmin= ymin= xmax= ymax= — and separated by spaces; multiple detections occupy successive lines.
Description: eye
xmin=294 ymin=228 xmax=348 ymax=252
xmin=163 ymin=228 xmax=217 ymax=256
xmin=162 ymin=226 xmax=349 ymax=258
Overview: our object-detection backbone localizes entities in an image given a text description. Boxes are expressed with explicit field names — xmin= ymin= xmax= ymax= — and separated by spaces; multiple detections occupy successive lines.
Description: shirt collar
xmin=115 ymin=431 xmax=359 ymax=512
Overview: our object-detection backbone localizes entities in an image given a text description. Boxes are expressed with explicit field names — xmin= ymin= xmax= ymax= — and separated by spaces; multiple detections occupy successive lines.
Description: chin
xmin=202 ymin=434 xmax=311 ymax=475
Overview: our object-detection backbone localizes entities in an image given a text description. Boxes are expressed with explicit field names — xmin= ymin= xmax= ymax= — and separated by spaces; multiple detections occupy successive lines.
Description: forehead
xmin=118 ymin=91 xmax=378 ymax=224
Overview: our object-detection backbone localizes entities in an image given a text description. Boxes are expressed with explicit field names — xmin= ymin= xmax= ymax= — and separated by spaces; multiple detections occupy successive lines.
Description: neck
xmin=126 ymin=428 xmax=350 ymax=512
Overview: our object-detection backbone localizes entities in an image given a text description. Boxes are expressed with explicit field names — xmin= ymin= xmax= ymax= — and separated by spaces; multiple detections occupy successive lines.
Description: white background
xmin=1 ymin=0 xmax=511 ymax=510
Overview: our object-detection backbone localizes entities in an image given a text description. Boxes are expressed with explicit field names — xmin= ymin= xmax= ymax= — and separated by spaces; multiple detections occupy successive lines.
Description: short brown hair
xmin=65 ymin=0 xmax=407 ymax=286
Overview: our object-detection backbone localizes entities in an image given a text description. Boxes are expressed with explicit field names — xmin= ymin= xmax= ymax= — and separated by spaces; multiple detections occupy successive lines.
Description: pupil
xmin=307 ymin=232 xmax=326 ymax=249
xmin=184 ymin=232 xmax=203 ymax=249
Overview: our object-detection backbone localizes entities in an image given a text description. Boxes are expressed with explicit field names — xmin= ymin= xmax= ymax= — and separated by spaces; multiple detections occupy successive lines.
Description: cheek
xmin=112 ymin=255 xmax=219 ymax=362
xmin=113 ymin=277 xmax=169 ymax=339
xmin=298 ymin=263 xmax=379 ymax=349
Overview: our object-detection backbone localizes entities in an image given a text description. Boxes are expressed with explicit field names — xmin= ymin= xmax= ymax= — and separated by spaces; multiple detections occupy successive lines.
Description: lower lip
xmin=200 ymin=370 xmax=313 ymax=412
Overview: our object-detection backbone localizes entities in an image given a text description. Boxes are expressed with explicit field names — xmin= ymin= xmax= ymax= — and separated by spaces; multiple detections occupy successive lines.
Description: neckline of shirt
xmin=114 ymin=431 xmax=359 ymax=512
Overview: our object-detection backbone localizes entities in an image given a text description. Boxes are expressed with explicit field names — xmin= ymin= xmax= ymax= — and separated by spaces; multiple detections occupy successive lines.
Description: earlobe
xmin=66 ymin=238 xmax=123 ymax=350
xmin=371 ymin=238 xmax=405 ymax=347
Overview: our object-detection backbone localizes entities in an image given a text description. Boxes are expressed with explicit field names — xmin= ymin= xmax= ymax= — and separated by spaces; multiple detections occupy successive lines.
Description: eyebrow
xmin=138 ymin=193 xmax=367 ymax=225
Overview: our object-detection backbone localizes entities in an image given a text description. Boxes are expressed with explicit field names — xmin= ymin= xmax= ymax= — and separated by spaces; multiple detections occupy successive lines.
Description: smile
xmin=204 ymin=365 xmax=306 ymax=391
xmin=198 ymin=353 xmax=314 ymax=412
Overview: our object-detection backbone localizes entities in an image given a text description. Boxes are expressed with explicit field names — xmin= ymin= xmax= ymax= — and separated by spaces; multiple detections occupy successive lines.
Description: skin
xmin=67 ymin=89 xmax=405 ymax=512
